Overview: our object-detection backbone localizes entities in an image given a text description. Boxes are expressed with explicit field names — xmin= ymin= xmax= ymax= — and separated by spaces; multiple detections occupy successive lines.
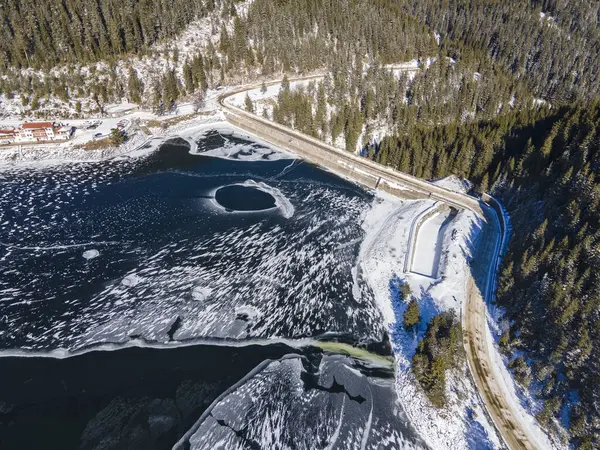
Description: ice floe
xmin=179 ymin=354 xmax=427 ymax=450
xmin=82 ymin=249 xmax=100 ymax=260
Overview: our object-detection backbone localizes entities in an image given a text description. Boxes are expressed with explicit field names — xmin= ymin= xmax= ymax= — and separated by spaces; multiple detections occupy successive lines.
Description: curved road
xmin=218 ymin=79 xmax=538 ymax=450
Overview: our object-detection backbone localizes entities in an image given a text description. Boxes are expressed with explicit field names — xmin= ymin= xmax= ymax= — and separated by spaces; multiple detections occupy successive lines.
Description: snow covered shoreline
xmin=0 ymin=336 xmax=317 ymax=360
xmin=358 ymin=189 xmax=503 ymax=449
xmin=0 ymin=116 xmax=252 ymax=168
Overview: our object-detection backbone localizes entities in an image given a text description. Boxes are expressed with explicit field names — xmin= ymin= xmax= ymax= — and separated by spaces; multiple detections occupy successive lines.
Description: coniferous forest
xmin=0 ymin=0 xmax=211 ymax=69
xmin=0 ymin=0 xmax=599 ymax=447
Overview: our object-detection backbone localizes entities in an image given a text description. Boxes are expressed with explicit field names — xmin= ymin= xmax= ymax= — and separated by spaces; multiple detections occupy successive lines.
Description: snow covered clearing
xmin=225 ymin=75 xmax=323 ymax=121
xmin=0 ymin=131 xmax=150 ymax=167
xmin=359 ymin=189 xmax=503 ymax=450
xmin=386 ymin=60 xmax=421 ymax=81
xmin=432 ymin=175 xmax=473 ymax=194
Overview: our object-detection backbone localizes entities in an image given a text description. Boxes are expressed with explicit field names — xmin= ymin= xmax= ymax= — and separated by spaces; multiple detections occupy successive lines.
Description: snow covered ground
xmin=0 ymin=113 xmax=221 ymax=167
xmin=359 ymin=184 xmax=516 ymax=449
xmin=357 ymin=189 xmax=503 ymax=450
xmin=485 ymin=317 xmax=565 ymax=449
xmin=358 ymin=176 xmax=565 ymax=450
xmin=225 ymin=76 xmax=322 ymax=120
xmin=0 ymin=92 xmax=230 ymax=166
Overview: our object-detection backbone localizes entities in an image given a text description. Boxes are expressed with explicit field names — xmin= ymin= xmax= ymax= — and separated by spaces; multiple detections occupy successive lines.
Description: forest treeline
xmin=0 ymin=0 xmax=438 ymax=118
xmin=412 ymin=311 xmax=463 ymax=408
xmin=268 ymin=57 xmax=534 ymax=152
xmin=407 ymin=0 xmax=600 ymax=102
xmin=0 ymin=0 xmax=222 ymax=69
xmin=3 ymin=0 xmax=600 ymax=102
xmin=3 ymin=0 xmax=600 ymax=107
xmin=242 ymin=0 xmax=436 ymax=73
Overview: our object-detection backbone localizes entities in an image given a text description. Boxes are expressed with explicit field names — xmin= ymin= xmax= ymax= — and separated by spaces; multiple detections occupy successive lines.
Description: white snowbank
xmin=411 ymin=210 xmax=451 ymax=278
xmin=432 ymin=175 xmax=472 ymax=194
xmin=484 ymin=321 xmax=562 ymax=450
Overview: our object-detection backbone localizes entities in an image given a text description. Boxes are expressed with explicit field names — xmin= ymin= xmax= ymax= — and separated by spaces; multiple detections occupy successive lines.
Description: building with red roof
xmin=16 ymin=122 xmax=72 ymax=143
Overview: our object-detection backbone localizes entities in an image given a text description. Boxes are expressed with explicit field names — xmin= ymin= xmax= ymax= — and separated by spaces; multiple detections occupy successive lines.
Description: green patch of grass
xmin=313 ymin=341 xmax=394 ymax=365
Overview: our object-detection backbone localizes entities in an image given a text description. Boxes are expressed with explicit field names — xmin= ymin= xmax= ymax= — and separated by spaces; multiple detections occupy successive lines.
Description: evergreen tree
xmin=183 ymin=60 xmax=194 ymax=94
xmin=109 ymin=128 xmax=125 ymax=146
xmin=245 ymin=93 xmax=254 ymax=113
xmin=127 ymin=68 xmax=143 ymax=104
xmin=403 ymin=298 xmax=420 ymax=330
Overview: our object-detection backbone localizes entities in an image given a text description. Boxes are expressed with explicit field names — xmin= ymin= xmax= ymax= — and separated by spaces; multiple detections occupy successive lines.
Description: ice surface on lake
xmin=191 ymin=286 xmax=212 ymax=301
xmin=182 ymin=354 xmax=426 ymax=450
xmin=193 ymin=128 xmax=295 ymax=162
xmin=0 ymin=129 xmax=385 ymax=353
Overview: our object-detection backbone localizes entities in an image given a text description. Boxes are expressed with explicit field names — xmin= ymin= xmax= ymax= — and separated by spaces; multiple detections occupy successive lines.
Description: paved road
xmin=464 ymin=207 xmax=537 ymax=450
xmin=218 ymin=81 xmax=540 ymax=450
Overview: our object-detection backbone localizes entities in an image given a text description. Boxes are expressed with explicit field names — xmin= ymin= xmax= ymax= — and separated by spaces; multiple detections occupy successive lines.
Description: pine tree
xmin=245 ymin=93 xmax=254 ymax=113
xmin=403 ymin=298 xmax=420 ymax=330
xmin=192 ymin=54 xmax=208 ymax=91
xmin=183 ymin=60 xmax=194 ymax=94
xmin=127 ymin=68 xmax=143 ymax=104
xmin=109 ymin=128 xmax=125 ymax=146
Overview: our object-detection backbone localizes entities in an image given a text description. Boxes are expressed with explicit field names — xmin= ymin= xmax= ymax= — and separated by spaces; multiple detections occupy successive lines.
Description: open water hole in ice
xmin=214 ymin=184 xmax=276 ymax=211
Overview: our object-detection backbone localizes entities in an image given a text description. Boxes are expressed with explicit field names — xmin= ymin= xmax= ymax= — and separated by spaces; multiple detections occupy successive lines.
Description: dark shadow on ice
xmin=301 ymin=371 xmax=367 ymax=404
xmin=167 ymin=316 xmax=182 ymax=341
xmin=0 ymin=343 xmax=299 ymax=450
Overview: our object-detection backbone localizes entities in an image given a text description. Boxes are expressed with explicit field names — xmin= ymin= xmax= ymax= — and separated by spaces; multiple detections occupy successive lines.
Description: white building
xmin=15 ymin=122 xmax=72 ymax=143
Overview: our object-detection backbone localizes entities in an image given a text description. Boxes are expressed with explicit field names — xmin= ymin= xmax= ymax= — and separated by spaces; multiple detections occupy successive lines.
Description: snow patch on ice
xmin=191 ymin=286 xmax=212 ymax=302
xmin=235 ymin=305 xmax=260 ymax=322
xmin=82 ymin=249 xmax=100 ymax=260
xmin=121 ymin=274 xmax=142 ymax=287
xmin=192 ymin=125 xmax=295 ymax=161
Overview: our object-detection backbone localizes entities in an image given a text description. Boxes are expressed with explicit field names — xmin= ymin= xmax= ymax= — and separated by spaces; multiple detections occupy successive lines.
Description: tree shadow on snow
xmin=388 ymin=275 xmax=440 ymax=361
xmin=465 ymin=407 xmax=495 ymax=450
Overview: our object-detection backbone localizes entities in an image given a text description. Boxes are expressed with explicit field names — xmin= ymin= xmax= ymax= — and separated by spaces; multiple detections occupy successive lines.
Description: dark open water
xmin=0 ymin=129 xmax=425 ymax=449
